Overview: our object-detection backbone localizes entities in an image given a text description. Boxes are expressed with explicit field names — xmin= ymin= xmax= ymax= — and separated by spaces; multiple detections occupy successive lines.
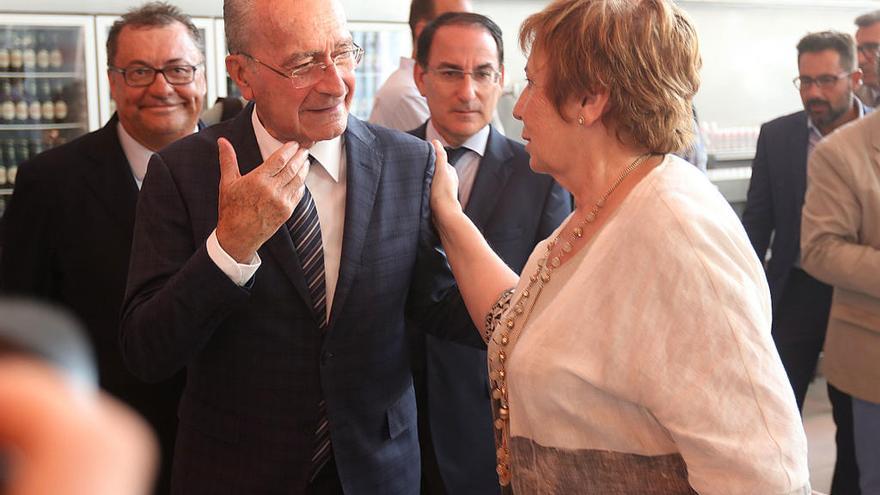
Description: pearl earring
xmin=577 ymin=115 xmax=585 ymax=126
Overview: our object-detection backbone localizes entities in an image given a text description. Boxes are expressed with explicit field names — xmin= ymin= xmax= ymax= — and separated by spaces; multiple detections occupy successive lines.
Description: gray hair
xmin=224 ymin=0 xmax=256 ymax=54
xmin=856 ymin=10 xmax=880 ymax=28
xmin=107 ymin=2 xmax=203 ymax=66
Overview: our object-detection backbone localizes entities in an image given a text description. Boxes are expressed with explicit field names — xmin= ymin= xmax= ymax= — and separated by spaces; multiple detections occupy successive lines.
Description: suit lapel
xmin=81 ymin=115 xmax=139 ymax=238
xmin=328 ymin=117 xmax=382 ymax=328
xmin=238 ymin=103 xmax=315 ymax=319
xmin=464 ymin=126 xmax=514 ymax=229
xmin=790 ymin=112 xmax=809 ymax=211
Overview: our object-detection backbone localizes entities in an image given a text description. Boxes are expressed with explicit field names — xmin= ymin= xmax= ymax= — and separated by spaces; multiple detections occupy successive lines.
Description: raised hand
xmin=215 ymin=137 xmax=311 ymax=262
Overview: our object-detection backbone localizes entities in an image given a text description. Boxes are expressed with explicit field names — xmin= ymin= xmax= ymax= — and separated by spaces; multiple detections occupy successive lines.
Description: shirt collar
xmin=806 ymin=97 xmax=868 ymax=137
xmin=116 ymin=121 xmax=155 ymax=187
xmin=251 ymin=106 xmax=343 ymax=182
xmin=400 ymin=57 xmax=416 ymax=71
xmin=425 ymin=120 xmax=490 ymax=157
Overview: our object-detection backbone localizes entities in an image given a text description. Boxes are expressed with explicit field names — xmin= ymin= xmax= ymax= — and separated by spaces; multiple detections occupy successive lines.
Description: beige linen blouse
xmin=488 ymin=155 xmax=811 ymax=494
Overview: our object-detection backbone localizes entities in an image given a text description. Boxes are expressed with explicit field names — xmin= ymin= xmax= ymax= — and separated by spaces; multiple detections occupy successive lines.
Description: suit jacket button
xmin=321 ymin=352 xmax=334 ymax=365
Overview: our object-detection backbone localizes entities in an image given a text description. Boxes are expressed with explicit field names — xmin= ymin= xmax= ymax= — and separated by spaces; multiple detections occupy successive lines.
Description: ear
xmin=413 ymin=62 xmax=428 ymax=97
xmin=851 ymin=67 xmax=864 ymax=89
xmin=498 ymin=64 xmax=505 ymax=88
xmin=576 ymin=89 xmax=609 ymax=126
xmin=107 ymin=69 xmax=120 ymax=103
xmin=225 ymin=54 xmax=254 ymax=101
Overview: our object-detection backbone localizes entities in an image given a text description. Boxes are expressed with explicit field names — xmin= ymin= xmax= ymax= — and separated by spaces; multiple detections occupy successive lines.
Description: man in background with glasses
xmin=855 ymin=10 xmax=880 ymax=108
xmin=407 ymin=12 xmax=569 ymax=495
xmin=742 ymin=30 xmax=867 ymax=495
xmin=0 ymin=3 xmax=205 ymax=494
xmin=120 ymin=0 xmax=481 ymax=493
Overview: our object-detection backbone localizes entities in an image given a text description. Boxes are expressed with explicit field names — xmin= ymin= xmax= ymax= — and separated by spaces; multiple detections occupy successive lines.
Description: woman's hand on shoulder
xmin=428 ymin=139 xmax=463 ymax=228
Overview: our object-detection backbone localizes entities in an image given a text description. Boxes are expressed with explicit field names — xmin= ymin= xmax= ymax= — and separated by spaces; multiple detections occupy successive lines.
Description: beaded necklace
xmin=488 ymin=152 xmax=654 ymax=487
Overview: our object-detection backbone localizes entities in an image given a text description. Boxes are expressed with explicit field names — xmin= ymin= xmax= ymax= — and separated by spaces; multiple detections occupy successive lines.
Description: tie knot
xmin=443 ymin=146 xmax=468 ymax=166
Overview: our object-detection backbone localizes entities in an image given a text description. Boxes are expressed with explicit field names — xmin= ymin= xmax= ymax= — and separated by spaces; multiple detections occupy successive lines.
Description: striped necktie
xmin=285 ymin=156 xmax=331 ymax=479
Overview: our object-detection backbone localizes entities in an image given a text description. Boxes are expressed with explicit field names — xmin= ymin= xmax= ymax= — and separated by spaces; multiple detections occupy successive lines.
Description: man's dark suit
xmin=120 ymin=104 xmax=478 ymax=495
xmin=742 ymin=109 xmax=860 ymax=494
xmin=409 ymin=123 xmax=570 ymax=494
xmin=0 ymin=115 xmax=184 ymax=494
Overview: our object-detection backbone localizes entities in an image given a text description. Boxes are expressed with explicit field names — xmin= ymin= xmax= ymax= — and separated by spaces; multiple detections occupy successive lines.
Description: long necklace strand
xmin=488 ymin=152 xmax=654 ymax=487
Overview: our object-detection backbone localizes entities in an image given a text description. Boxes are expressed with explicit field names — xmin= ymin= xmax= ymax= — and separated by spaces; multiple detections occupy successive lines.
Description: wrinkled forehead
xmin=249 ymin=0 xmax=352 ymax=57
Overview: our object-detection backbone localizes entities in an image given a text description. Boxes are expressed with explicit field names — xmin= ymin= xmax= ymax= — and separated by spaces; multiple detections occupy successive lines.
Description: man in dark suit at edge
xmin=0 ymin=3 xmax=204 ymax=493
xmin=119 ymin=0 xmax=480 ymax=493
xmin=408 ymin=12 xmax=570 ymax=494
xmin=742 ymin=30 xmax=867 ymax=494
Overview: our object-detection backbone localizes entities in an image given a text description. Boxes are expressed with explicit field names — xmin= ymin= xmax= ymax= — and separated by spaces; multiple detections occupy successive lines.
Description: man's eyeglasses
xmin=426 ymin=67 xmax=502 ymax=87
xmin=109 ymin=64 xmax=202 ymax=87
xmin=792 ymin=72 xmax=854 ymax=90
xmin=858 ymin=43 xmax=880 ymax=58
xmin=239 ymin=44 xmax=364 ymax=89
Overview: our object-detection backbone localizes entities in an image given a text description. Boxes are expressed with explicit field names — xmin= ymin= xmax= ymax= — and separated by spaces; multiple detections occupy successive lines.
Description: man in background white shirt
xmin=369 ymin=0 xmax=473 ymax=131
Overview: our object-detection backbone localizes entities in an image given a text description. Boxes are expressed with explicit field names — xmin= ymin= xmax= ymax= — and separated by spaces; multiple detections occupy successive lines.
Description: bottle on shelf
xmin=1 ymin=80 xmax=14 ymax=123
xmin=0 ymin=140 xmax=7 ymax=186
xmin=9 ymin=35 xmax=23 ymax=72
xmin=0 ymin=31 xmax=10 ymax=72
xmin=52 ymin=80 xmax=68 ymax=123
xmin=30 ymin=137 xmax=44 ymax=158
xmin=8 ymin=138 xmax=29 ymax=185
xmin=36 ymin=32 xmax=51 ymax=72
xmin=13 ymin=80 xmax=29 ymax=123
xmin=25 ymin=78 xmax=41 ymax=123
xmin=3 ymin=139 xmax=16 ymax=185
xmin=39 ymin=79 xmax=54 ymax=123
xmin=21 ymin=33 xmax=36 ymax=73
xmin=49 ymin=33 xmax=63 ymax=71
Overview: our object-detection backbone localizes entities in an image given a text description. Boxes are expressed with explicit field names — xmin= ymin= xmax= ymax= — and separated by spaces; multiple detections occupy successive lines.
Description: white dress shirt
xmin=369 ymin=57 xmax=431 ymax=132
xmin=207 ymin=108 xmax=347 ymax=320
xmin=117 ymin=122 xmax=153 ymax=190
xmin=425 ymin=120 xmax=489 ymax=208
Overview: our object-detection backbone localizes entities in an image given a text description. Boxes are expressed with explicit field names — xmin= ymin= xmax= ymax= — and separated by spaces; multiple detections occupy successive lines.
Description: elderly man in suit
xmin=0 ymin=3 xmax=204 ymax=493
xmin=119 ymin=0 xmax=479 ymax=493
xmin=742 ymin=30 xmax=867 ymax=494
xmin=802 ymin=107 xmax=880 ymax=495
xmin=408 ymin=13 xmax=569 ymax=495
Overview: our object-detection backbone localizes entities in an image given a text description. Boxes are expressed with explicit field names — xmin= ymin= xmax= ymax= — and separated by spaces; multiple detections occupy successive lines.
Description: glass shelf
xmin=0 ymin=71 xmax=80 ymax=78
xmin=0 ymin=122 xmax=85 ymax=131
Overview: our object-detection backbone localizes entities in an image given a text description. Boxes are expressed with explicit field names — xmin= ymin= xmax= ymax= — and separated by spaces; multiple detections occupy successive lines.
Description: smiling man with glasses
xmin=742 ymin=30 xmax=868 ymax=495
xmin=118 ymin=0 xmax=486 ymax=494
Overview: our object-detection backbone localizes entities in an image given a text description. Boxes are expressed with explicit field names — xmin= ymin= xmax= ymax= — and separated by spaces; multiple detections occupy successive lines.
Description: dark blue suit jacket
xmin=742 ymin=111 xmax=810 ymax=309
xmin=409 ymin=123 xmax=570 ymax=494
xmin=120 ymin=104 xmax=477 ymax=495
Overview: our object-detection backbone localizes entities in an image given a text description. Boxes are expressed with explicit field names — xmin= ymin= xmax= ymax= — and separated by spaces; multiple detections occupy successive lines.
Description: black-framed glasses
xmin=792 ymin=72 xmax=854 ymax=90
xmin=427 ymin=67 xmax=501 ymax=87
xmin=109 ymin=64 xmax=202 ymax=87
xmin=858 ymin=42 xmax=880 ymax=58
xmin=239 ymin=44 xmax=364 ymax=89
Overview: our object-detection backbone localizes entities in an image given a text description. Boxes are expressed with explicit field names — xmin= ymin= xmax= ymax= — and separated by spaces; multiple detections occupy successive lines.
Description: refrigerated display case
xmin=0 ymin=14 xmax=98 ymax=217
xmin=212 ymin=19 xmax=411 ymax=120
xmin=95 ymin=15 xmax=218 ymax=125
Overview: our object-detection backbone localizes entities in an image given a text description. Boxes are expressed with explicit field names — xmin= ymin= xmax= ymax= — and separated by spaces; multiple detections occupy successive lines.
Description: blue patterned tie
xmin=286 ymin=156 xmax=331 ymax=480
xmin=444 ymin=146 xmax=468 ymax=167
